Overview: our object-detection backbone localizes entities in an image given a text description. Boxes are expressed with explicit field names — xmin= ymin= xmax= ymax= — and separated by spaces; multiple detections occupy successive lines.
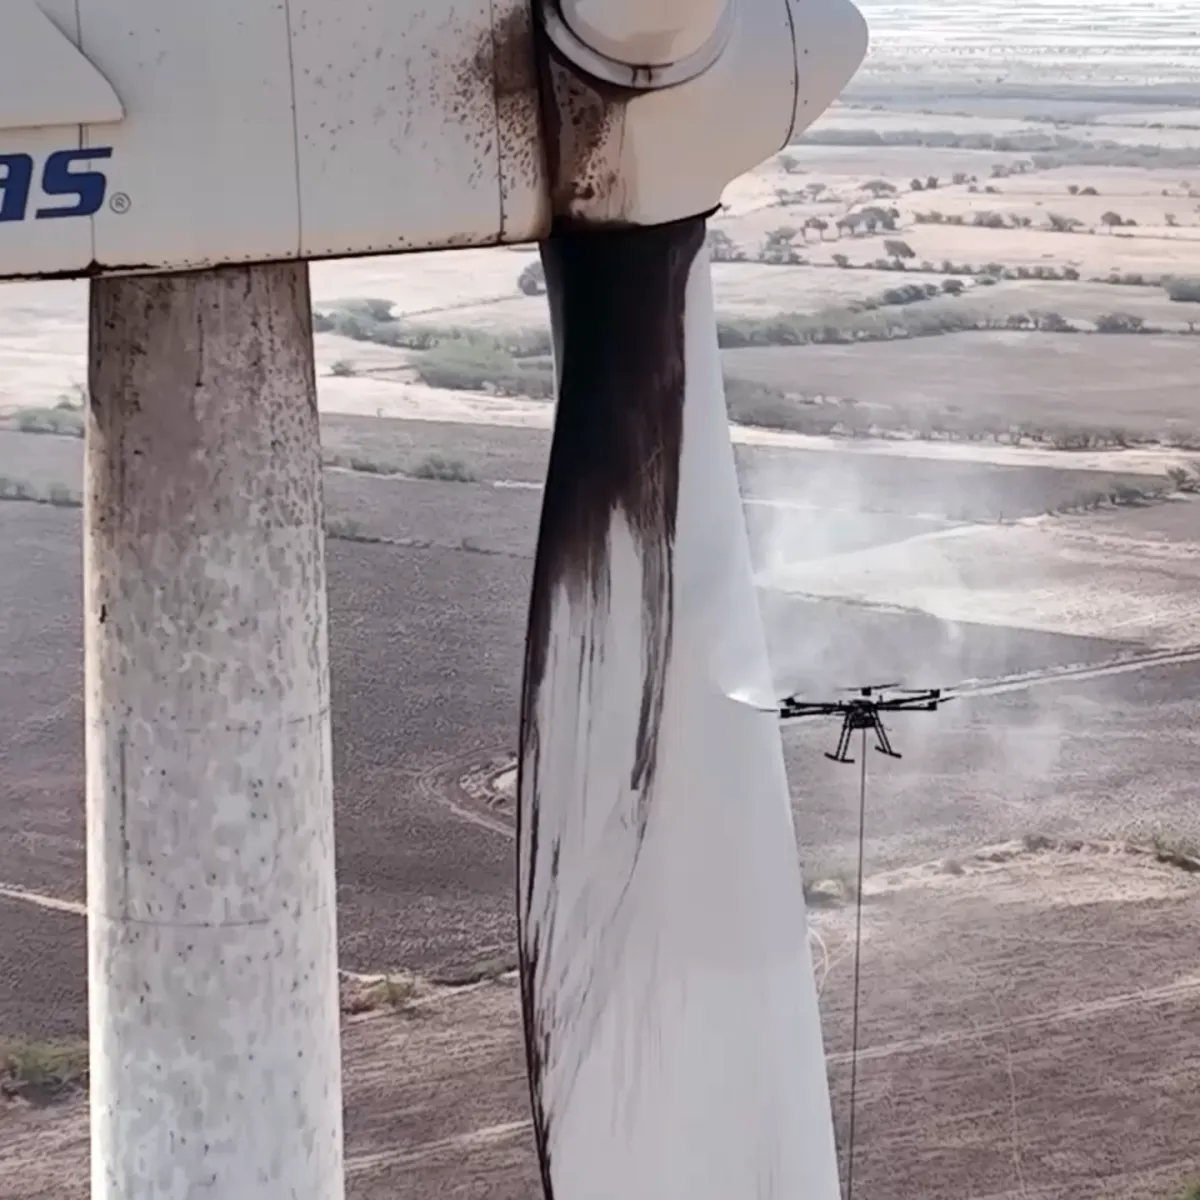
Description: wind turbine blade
xmin=518 ymin=216 xmax=840 ymax=1200
xmin=791 ymin=0 xmax=871 ymax=136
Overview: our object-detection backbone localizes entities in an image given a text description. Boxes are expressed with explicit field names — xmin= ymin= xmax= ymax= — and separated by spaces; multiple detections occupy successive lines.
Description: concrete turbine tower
xmin=0 ymin=0 xmax=864 ymax=1196
xmin=517 ymin=2 xmax=867 ymax=1196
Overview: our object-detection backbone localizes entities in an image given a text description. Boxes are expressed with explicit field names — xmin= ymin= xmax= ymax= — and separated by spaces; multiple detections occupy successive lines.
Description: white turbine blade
xmin=791 ymin=0 xmax=870 ymax=136
xmin=519 ymin=219 xmax=839 ymax=1200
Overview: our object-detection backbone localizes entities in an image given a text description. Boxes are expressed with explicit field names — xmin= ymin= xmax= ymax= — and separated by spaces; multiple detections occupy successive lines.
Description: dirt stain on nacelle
xmin=533 ymin=30 xmax=636 ymax=225
xmin=448 ymin=4 xmax=548 ymax=238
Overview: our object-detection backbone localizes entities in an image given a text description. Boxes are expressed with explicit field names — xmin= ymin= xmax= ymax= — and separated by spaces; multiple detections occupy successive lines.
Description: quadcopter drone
xmin=777 ymin=683 xmax=948 ymax=764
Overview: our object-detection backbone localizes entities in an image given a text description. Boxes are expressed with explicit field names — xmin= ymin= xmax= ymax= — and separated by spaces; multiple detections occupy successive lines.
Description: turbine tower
xmin=0 ymin=1 xmax=866 ymax=1196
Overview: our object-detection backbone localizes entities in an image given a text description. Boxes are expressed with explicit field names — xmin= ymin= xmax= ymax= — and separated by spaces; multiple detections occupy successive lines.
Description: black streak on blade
xmin=516 ymin=214 xmax=706 ymax=1200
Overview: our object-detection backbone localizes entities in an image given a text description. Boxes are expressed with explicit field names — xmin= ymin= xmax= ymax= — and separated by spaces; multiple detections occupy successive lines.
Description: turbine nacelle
xmin=0 ymin=0 xmax=866 ymax=280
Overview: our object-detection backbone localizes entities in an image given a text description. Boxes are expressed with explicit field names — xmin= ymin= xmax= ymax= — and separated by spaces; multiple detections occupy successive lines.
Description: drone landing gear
xmin=824 ymin=709 xmax=903 ymax=764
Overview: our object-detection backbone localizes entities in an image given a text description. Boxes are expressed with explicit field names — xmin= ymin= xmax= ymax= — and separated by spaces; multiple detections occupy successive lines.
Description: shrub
xmin=315 ymin=308 xmax=553 ymax=361
xmin=1166 ymin=277 xmax=1200 ymax=302
xmin=517 ymin=261 xmax=545 ymax=295
xmin=883 ymin=238 xmax=915 ymax=261
xmin=338 ymin=297 xmax=396 ymax=322
xmin=1094 ymin=312 xmax=1145 ymax=333
xmin=15 ymin=407 xmax=83 ymax=437
xmin=330 ymin=359 xmax=358 ymax=377
xmin=0 ymin=1037 xmax=89 ymax=1098
xmin=1166 ymin=466 xmax=1200 ymax=493
xmin=707 ymin=229 xmax=745 ymax=262
xmin=413 ymin=339 xmax=554 ymax=399
xmin=0 ymin=476 xmax=35 ymax=500
xmin=410 ymin=454 xmax=475 ymax=483
xmin=759 ymin=227 xmax=803 ymax=265
xmin=45 ymin=484 xmax=81 ymax=508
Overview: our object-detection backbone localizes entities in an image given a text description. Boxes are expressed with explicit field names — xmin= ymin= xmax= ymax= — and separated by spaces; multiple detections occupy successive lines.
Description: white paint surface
xmin=0 ymin=0 xmax=546 ymax=279
xmin=0 ymin=0 xmax=123 ymax=131
xmin=520 ymin=243 xmax=840 ymax=1198
xmin=562 ymin=0 xmax=728 ymax=66
xmin=84 ymin=263 xmax=344 ymax=1200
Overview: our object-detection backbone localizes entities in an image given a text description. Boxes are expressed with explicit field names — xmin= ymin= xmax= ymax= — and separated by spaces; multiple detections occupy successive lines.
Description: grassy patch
xmin=0 ymin=1036 xmax=88 ymax=1102
xmin=409 ymin=454 xmax=476 ymax=483
xmin=324 ymin=450 xmax=477 ymax=483
xmin=314 ymin=299 xmax=552 ymax=357
xmin=1048 ymin=479 xmax=1177 ymax=516
xmin=0 ymin=478 xmax=82 ymax=508
xmin=803 ymin=870 xmax=860 ymax=908
xmin=430 ymin=953 xmax=518 ymax=988
xmin=323 ymin=451 xmax=397 ymax=476
xmin=324 ymin=517 xmax=383 ymax=544
xmin=14 ymin=407 xmax=84 ymax=437
xmin=1167 ymin=464 xmax=1200 ymax=493
xmin=0 ymin=476 xmax=36 ymax=501
xmin=341 ymin=973 xmax=420 ymax=1015
xmin=793 ymin=126 xmax=1200 ymax=171
xmin=1149 ymin=833 xmax=1200 ymax=873
xmin=412 ymin=339 xmax=555 ymax=399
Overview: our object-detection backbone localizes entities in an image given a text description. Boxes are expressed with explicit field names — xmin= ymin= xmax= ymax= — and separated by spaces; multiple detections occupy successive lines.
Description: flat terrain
xmin=5 ymin=843 xmax=1199 ymax=1200
xmin=725 ymin=332 xmax=1200 ymax=437
xmin=5 ymin=2 xmax=1200 ymax=1196
xmin=3 ymin=414 xmax=1200 ymax=1200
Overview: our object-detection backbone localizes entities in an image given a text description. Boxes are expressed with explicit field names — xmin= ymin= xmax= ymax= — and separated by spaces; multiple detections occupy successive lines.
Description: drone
xmin=777 ymin=683 xmax=948 ymax=764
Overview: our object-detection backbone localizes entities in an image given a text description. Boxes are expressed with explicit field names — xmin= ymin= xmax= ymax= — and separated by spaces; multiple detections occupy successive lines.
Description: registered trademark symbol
xmin=109 ymin=192 xmax=131 ymax=215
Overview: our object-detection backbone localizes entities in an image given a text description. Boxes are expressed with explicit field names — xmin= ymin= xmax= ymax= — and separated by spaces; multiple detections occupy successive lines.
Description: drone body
xmin=3 ymin=3 xmax=867 ymax=1197
xmin=779 ymin=685 xmax=948 ymax=762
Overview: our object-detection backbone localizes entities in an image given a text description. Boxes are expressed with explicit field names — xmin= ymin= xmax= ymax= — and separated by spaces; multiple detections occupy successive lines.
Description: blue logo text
xmin=0 ymin=147 xmax=113 ymax=222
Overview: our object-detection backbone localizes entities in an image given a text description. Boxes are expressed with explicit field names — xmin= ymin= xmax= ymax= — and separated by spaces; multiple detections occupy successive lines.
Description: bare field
xmin=4 ymin=845 xmax=1199 ymax=1200
xmin=2 ymin=423 xmax=1200 ymax=1033
xmin=724 ymin=331 xmax=1200 ymax=437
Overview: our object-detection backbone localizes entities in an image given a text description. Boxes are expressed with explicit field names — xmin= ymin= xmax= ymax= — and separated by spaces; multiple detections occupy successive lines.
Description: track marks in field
xmin=828 ymin=973 xmax=1200 ymax=1067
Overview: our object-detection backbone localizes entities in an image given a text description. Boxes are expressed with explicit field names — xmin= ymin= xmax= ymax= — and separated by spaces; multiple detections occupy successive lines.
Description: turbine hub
xmin=540 ymin=0 xmax=734 ymax=88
